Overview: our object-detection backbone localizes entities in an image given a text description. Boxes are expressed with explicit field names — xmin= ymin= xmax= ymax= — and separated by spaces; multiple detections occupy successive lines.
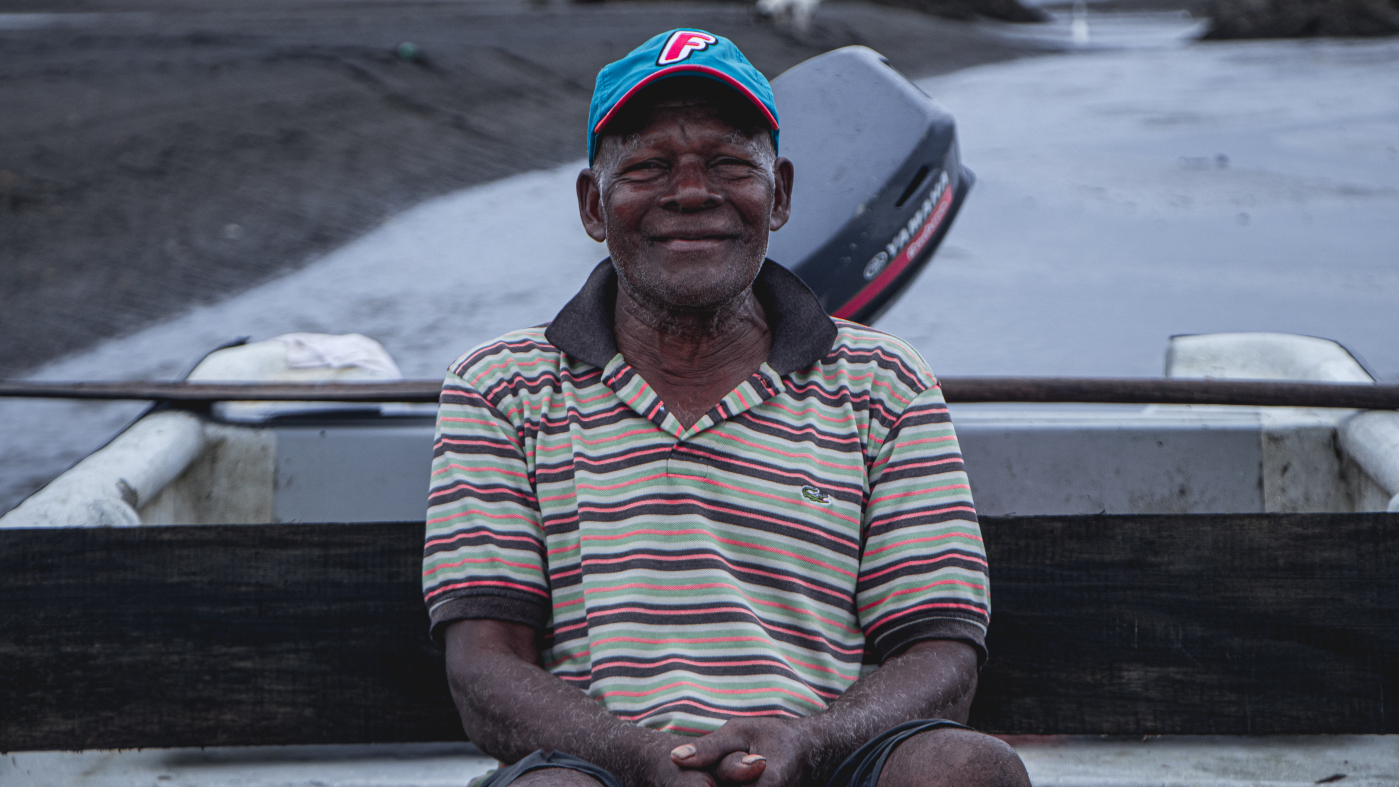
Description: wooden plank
xmin=0 ymin=514 xmax=1394 ymax=752
xmin=0 ymin=522 xmax=461 ymax=751
xmin=969 ymin=513 xmax=1397 ymax=734
xmin=0 ymin=378 xmax=1396 ymax=410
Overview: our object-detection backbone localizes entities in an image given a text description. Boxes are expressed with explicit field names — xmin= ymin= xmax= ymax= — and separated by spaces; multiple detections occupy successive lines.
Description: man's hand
xmin=448 ymin=619 xmax=716 ymax=787
xmin=668 ymin=641 xmax=980 ymax=787
xmin=669 ymin=718 xmax=804 ymax=787
xmin=637 ymin=731 xmax=735 ymax=787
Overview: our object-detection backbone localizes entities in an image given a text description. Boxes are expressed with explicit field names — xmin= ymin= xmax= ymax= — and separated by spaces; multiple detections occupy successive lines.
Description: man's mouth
xmin=652 ymin=232 xmax=738 ymax=249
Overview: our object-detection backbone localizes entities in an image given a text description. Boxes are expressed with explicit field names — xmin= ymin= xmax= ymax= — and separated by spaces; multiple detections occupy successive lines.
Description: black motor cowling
xmin=767 ymin=46 xmax=973 ymax=324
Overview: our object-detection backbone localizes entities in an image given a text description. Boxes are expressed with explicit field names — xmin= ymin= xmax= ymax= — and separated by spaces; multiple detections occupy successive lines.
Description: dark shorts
xmin=471 ymin=719 xmax=969 ymax=787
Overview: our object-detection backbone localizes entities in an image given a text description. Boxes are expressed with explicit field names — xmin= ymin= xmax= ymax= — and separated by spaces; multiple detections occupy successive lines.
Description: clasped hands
xmin=651 ymin=718 xmax=811 ymax=787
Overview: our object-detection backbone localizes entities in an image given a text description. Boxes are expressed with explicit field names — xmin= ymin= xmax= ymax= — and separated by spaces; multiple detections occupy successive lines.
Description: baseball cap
xmin=587 ymin=29 xmax=780 ymax=165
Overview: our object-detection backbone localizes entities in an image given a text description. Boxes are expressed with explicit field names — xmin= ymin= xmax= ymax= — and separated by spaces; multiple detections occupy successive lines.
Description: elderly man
xmin=423 ymin=29 xmax=1029 ymax=787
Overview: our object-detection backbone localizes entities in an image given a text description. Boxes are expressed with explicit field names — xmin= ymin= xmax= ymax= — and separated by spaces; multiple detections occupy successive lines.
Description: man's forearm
xmin=794 ymin=640 xmax=978 ymax=785
xmin=445 ymin=620 xmax=681 ymax=787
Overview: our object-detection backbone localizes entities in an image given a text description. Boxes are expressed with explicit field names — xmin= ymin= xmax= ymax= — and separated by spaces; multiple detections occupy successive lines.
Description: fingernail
xmin=673 ymin=745 xmax=697 ymax=759
xmin=741 ymin=755 xmax=767 ymax=765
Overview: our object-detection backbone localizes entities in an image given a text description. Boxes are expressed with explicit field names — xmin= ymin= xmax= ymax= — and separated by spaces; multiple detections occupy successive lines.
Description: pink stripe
xmin=872 ymin=505 xmax=979 ymax=527
xmin=887 ymin=456 xmax=963 ymax=473
xmin=423 ymin=554 xmax=541 ymax=578
xmin=735 ymin=416 xmax=862 ymax=448
xmin=569 ymin=428 xmax=662 ymax=447
xmin=578 ymin=497 xmax=852 ymax=548
xmin=857 ymin=577 xmax=986 ymax=614
xmin=595 ymin=632 xmax=861 ymax=656
xmin=439 ymin=416 xmax=507 ymax=428
xmin=864 ymin=530 xmax=983 ymax=558
xmin=576 ymin=515 xmax=851 ymax=568
xmin=599 ymin=655 xmax=852 ymax=680
xmin=762 ymin=400 xmax=858 ymax=425
xmin=583 ymin=540 xmax=853 ymax=582
xmin=431 ymin=463 xmax=529 ymax=482
xmin=860 ymin=552 xmax=987 ymax=583
xmin=435 ymin=438 xmax=526 ymax=456
xmin=425 ymin=528 xmax=540 ymax=549
xmin=425 ymin=509 xmax=539 ymax=527
xmin=868 ymin=482 xmax=970 ymax=505
xmin=425 ymin=579 xmax=548 ymax=602
xmin=468 ymin=356 xmax=552 ymax=388
xmin=618 ymin=703 xmax=801 ymax=722
xmin=593 ymin=65 xmax=779 ymax=136
xmin=429 ymin=483 xmax=532 ymax=505
xmin=576 ymin=472 xmax=668 ymax=493
xmin=591 ymin=596 xmax=860 ymax=636
xmin=707 ymin=431 xmax=858 ymax=473
xmin=871 ymin=599 xmax=988 ymax=627
xmin=892 ymin=435 xmax=958 ymax=450
xmin=600 ymin=680 xmax=818 ymax=702
xmin=580 ymin=549 xmax=851 ymax=602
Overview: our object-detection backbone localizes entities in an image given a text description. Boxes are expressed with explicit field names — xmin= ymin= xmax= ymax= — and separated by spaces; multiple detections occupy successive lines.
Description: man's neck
xmin=613 ymin=280 xmax=772 ymax=429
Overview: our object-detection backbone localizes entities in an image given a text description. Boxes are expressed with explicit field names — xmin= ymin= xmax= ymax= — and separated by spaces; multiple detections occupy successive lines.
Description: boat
xmin=1 ymin=328 xmax=1393 ymax=529
xmin=0 ymin=44 xmax=1394 ymax=787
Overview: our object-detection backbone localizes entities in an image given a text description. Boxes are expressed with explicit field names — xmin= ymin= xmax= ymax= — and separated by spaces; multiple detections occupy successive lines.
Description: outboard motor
xmin=767 ymin=46 xmax=973 ymax=324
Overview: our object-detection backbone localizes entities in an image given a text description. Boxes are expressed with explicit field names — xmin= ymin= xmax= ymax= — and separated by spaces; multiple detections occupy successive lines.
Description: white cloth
xmin=275 ymin=333 xmax=402 ymax=379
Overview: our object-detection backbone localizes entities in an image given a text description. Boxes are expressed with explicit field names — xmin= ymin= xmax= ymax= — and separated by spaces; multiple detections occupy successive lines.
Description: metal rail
xmin=0 ymin=378 xmax=1395 ymax=410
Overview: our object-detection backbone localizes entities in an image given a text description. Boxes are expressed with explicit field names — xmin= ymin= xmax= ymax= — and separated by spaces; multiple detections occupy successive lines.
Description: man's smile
xmin=650 ymin=230 xmax=740 ymax=250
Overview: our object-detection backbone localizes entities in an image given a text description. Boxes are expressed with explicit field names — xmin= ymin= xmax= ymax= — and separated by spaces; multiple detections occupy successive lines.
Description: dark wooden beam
xmin=943 ymin=377 xmax=1398 ymax=410
xmin=969 ymin=513 xmax=1397 ymax=735
xmin=0 ymin=378 xmax=1395 ymax=410
xmin=1 ymin=514 xmax=1394 ymax=752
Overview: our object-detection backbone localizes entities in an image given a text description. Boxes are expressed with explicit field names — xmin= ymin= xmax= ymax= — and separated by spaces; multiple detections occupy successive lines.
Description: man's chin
xmin=623 ymin=253 xmax=763 ymax=311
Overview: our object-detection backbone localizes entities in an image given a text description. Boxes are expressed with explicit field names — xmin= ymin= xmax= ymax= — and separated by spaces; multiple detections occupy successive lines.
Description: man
xmin=423 ymin=29 xmax=1029 ymax=787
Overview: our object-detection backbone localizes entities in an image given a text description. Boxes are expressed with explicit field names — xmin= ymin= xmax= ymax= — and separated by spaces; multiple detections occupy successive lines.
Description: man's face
xmin=577 ymin=94 xmax=793 ymax=314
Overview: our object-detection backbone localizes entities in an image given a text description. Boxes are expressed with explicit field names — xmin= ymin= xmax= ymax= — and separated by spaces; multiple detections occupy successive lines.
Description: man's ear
xmin=769 ymin=157 xmax=794 ymax=232
xmin=576 ymin=168 xmax=608 ymax=243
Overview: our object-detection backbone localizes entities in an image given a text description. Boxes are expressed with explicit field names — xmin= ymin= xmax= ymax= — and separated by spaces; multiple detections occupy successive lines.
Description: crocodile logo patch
xmin=801 ymin=485 xmax=830 ymax=505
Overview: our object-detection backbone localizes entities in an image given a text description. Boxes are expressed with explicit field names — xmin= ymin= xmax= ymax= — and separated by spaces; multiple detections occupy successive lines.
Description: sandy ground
xmin=0 ymin=0 xmax=1058 ymax=379
xmin=1 ymin=15 xmax=1393 ymax=515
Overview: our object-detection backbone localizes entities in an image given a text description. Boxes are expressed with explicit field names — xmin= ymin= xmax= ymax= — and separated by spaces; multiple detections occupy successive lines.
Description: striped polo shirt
xmin=423 ymin=259 xmax=989 ymax=736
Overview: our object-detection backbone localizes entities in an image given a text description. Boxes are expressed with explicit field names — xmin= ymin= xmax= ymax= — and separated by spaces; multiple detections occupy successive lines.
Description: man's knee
xmin=511 ymin=768 xmax=606 ymax=787
xmin=876 ymin=728 xmax=1030 ymax=787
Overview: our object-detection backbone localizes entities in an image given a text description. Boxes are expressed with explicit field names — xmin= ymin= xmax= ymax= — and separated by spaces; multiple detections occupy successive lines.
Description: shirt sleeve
xmin=857 ymin=383 xmax=990 ymax=665
xmin=422 ymin=367 xmax=550 ymax=644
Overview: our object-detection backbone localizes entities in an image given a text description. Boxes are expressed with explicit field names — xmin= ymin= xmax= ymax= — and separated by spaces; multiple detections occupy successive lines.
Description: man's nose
xmin=661 ymin=161 xmax=720 ymax=212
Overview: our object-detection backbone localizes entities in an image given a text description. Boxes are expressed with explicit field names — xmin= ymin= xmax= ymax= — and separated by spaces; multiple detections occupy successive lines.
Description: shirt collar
xmin=545 ymin=258 xmax=838 ymax=376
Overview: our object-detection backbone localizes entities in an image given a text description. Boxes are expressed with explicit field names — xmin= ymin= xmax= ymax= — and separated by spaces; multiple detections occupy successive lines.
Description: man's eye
xmin=712 ymin=159 xmax=755 ymax=177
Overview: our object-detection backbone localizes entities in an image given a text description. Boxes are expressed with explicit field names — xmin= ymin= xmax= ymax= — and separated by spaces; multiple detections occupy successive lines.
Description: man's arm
xmin=445 ymin=619 xmax=767 ymax=787
xmin=670 ymin=639 xmax=977 ymax=787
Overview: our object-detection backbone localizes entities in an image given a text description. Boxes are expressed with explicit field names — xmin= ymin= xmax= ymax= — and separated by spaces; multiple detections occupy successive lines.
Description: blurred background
xmin=0 ymin=0 xmax=1396 ymax=511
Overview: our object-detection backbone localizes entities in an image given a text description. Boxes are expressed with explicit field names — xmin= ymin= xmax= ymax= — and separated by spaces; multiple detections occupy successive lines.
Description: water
xmin=880 ymin=35 xmax=1398 ymax=378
